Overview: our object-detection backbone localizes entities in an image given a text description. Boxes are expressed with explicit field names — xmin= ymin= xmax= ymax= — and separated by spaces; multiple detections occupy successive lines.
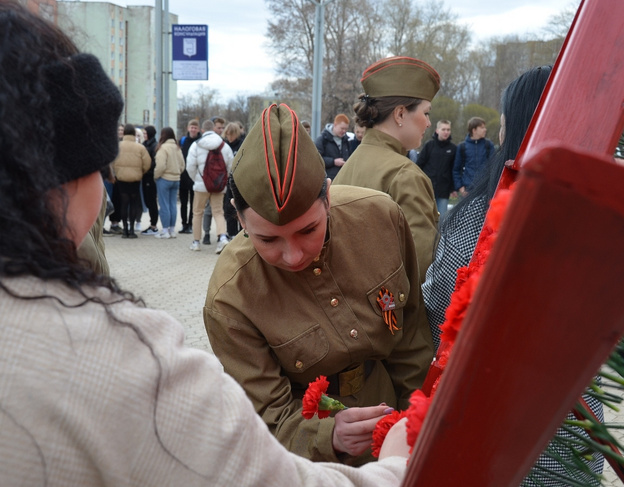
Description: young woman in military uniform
xmin=333 ymin=57 xmax=441 ymax=283
xmin=204 ymin=104 xmax=434 ymax=466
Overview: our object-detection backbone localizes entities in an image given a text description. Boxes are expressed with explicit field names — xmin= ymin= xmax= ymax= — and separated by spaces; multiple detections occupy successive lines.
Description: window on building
xmin=111 ymin=36 xmax=115 ymax=44
xmin=119 ymin=21 xmax=124 ymax=30
xmin=119 ymin=69 xmax=123 ymax=78
xmin=120 ymin=37 xmax=124 ymax=46
xmin=111 ymin=51 xmax=115 ymax=60
xmin=111 ymin=19 xmax=115 ymax=28
xmin=119 ymin=53 xmax=123 ymax=62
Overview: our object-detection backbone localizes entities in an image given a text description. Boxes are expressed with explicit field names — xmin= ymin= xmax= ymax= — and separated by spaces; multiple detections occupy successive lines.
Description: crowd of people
xmin=0 ymin=1 xmax=615 ymax=486
xmin=102 ymin=114 xmax=247 ymax=254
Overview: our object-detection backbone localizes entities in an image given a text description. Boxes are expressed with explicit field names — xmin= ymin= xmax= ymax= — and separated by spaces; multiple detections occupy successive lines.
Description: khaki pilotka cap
xmin=231 ymin=103 xmax=325 ymax=225
xmin=361 ymin=56 xmax=440 ymax=101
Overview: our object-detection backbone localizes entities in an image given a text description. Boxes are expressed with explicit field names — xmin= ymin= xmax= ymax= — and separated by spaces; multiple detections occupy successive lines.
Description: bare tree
xmin=266 ymin=0 xmax=317 ymax=79
xmin=176 ymin=86 xmax=222 ymax=136
xmin=542 ymin=1 xmax=580 ymax=40
xmin=374 ymin=2 xmax=474 ymax=103
xmin=266 ymin=0 xmax=383 ymax=124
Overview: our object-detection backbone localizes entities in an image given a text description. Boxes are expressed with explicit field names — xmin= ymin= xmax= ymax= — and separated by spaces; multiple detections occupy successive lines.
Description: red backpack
xmin=201 ymin=141 xmax=227 ymax=193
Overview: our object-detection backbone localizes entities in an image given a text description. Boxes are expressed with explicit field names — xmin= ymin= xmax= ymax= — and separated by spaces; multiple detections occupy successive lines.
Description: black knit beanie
xmin=43 ymin=53 xmax=124 ymax=185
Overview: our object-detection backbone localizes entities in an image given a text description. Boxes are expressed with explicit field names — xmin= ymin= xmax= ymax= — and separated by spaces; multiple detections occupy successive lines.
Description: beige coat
xmin=204 ymin=185 xmax=433 ymax=465
xmin=112 ymin=135 xmax=151 ymax=182
xmin=154 ymin=139 xmax=185 ymax=181
xmin=0 ymin=276 xmax=407 ymax=486
xmin=334 ymin=128 xmax=439 ymax=282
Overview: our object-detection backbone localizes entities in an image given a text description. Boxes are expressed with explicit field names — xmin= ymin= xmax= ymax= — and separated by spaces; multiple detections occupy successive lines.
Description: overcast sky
xmin=77 ymin=0 xmax=580 ymax=101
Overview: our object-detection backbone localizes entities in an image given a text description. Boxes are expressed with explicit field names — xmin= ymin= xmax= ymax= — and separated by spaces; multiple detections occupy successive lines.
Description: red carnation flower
xmin=301 ymin=376 xmax=346 ymax=419
xmin=406 ymin=390 xmax=431 ymax=447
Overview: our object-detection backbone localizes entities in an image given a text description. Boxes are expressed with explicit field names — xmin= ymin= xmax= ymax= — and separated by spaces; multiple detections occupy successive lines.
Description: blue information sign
xmin=172 ymin=24 xmax=208 ymax=80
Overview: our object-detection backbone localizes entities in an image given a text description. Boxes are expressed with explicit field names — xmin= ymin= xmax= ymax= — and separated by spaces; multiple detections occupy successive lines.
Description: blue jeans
xmin=436 ymin=197 xmax=449 ymax=217
xmin=156 ymin=179 xmax=180 ymax=229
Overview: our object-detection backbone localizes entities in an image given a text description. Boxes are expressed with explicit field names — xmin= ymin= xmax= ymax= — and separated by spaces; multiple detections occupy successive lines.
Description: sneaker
xmin=103 ymin=228 xmax=116 ymax=237
xmin=134 ymin=222 xmax=142 ymax=231
xmin=121 ymin=229 xmax=129 ymax=239
xmin=127 ymin=231 xmax=138 ymax=239
xmin=141 ymin=226 xmax=159 ymax=236
xmin=169 ymin=228 xmax=177 ymax=238
xmin=190 ymin=240 xmax=201 ymax=251
xmin=109 ymin=225 xmax=123 ymax=235
xmin=155 ymin=230 xmax=170 ymax=239
xmin=180 ymin=224 xmax=193 ymax=234
xmin=216 ymin=237 xmax=229 ymax=254
xmin=202 ymin=234 xmax=211 ymax=245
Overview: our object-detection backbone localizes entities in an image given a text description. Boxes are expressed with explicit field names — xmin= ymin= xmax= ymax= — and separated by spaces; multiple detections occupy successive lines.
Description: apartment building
xmin=57 ymin=0 xmax=178 ymax=128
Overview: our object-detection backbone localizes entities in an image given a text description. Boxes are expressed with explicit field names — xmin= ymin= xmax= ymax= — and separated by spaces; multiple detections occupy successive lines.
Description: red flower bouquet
xmin=301 ymin=376 xmax=347 ymax=419
xmin=369 ymin=185 xmax=516 ymax=455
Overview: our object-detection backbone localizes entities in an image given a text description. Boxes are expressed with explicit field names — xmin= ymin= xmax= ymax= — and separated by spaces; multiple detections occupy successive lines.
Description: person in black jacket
xmin=314 ymin=113 xmax=351 ymax=180
xmin=140 ymin=125 xmax=159 ymax=235
xmin=416 ymin=120 xmax=457 ymax=216
xmin=179 ymin=119 xmax=201 ymax=234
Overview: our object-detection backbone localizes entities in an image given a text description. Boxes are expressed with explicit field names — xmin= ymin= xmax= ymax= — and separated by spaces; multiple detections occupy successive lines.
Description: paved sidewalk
xmin=103 ymin=211 xmax=623 ymax=485
xmin=104 ymin=212 xmax=219 ymax=354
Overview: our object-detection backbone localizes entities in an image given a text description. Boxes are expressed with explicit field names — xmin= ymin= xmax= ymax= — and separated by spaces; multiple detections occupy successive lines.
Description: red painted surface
xmin=403 ymin=0 xmax=624 ymax=484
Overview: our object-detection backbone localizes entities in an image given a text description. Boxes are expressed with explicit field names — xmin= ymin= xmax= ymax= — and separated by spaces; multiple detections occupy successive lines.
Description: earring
xmin=399 ymin=123 xmax=403 ymax=127
xmin=243 ymin=229 xmax=249 ymax=238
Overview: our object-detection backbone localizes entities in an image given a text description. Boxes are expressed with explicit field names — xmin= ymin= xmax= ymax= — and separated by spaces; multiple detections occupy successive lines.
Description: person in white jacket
xmin=186 ymin=119 xmax=234 ymax=253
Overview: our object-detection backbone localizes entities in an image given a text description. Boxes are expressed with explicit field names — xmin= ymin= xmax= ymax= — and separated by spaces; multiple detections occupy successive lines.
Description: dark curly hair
xmin=0 ymin=1 xmax=134 ymax=303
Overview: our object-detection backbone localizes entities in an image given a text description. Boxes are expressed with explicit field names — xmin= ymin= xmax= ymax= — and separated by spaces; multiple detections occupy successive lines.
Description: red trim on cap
xmin=278 ymin=104 xmax=299 ymax=211
xmin=261 ymin=104 xmax=282 ymax=212
xmin=260 ymin=103 xmax=301 ymax=215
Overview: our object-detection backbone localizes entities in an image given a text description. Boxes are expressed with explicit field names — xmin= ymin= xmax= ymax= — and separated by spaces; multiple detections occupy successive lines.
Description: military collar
xmin=361 ymin=128 xmax=407 ymax=156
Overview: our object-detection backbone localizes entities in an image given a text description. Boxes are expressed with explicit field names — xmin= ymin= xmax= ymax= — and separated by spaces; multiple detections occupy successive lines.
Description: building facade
xmin=57 ymin=1 xmax=178 ymax=129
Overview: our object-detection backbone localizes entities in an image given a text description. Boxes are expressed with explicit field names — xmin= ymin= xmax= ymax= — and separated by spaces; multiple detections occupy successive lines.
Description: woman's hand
xmin=332 ymin=404 xmax=393 ymax=456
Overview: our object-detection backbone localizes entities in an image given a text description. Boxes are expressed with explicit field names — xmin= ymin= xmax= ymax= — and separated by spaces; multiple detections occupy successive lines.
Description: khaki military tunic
xmin=333 ymin=129 xmax=439 ymax=282
xmin=204 ymin=185 xmax=433 ymax=464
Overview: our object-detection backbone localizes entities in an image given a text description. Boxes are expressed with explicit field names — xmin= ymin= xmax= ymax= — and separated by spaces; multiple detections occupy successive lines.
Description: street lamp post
xmin=309 ymin=0 xmax=335 ymax=140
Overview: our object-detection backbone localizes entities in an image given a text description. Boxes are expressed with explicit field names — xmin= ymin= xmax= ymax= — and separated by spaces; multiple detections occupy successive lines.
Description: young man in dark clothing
xmin=453 ymin=117 xmax=494 ymax=196
xmin=179 ymin=119 xmax=201 ymax=234
xmin=416 ymin=120 xmax=457 ymax=216
xmin=141 ymin=125 xmax=159 ymax=235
